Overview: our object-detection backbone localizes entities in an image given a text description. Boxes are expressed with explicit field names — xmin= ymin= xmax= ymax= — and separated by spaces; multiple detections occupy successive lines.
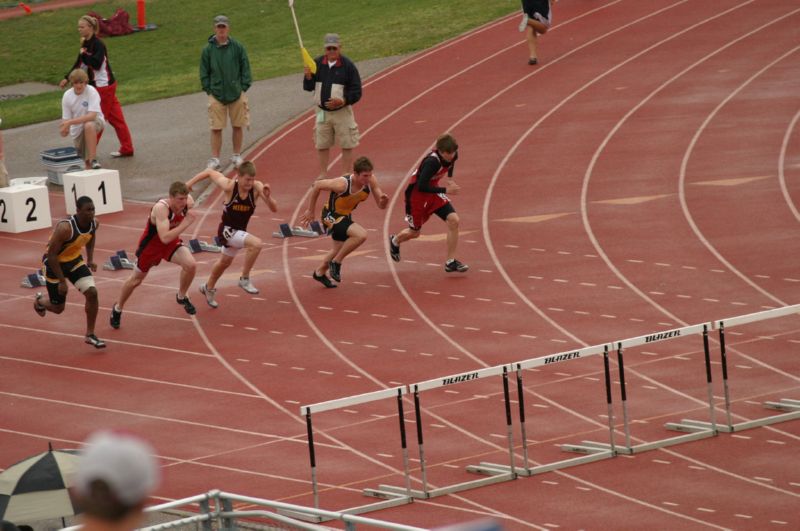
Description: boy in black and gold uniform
xmin=33 ymin=196 xmax=105 ymax=348
xmin=300 ymin=156 xmax=388 ymax=286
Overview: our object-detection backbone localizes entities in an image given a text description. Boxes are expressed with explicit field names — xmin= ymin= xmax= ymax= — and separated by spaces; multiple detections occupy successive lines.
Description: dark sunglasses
xmin=325 ymin=46 xmax=339 ymax=51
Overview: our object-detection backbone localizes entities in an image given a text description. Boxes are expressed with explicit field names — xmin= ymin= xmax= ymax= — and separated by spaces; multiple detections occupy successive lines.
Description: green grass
xmin=0 ymin=0 xmax=515 ymax=129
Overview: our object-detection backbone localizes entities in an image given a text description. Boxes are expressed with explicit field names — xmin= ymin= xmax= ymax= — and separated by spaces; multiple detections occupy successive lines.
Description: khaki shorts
xmin=314 ymin=105 xmax=360 ymax=150
xmin=0 ymin=160 xmax=8 ymax=187
xmin=73 ymin=117 xmax=105 ymax=161
xmin=208 ymin=93 xmax=250 ymax=130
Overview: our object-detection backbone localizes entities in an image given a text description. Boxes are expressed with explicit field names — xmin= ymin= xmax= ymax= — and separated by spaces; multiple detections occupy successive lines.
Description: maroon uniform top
xmin=217 ymin=180 xmax=256 ymax=244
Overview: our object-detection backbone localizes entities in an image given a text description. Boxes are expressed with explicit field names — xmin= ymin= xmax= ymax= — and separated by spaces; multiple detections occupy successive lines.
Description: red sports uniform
xmin=404 ymin=150 xmax=456 ymax=230
xmin=135 ymin=199 xmax=186 ymax=273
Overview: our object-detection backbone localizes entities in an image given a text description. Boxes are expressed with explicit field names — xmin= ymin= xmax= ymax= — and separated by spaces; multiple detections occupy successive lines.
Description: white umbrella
xmin=0 ymin=446 xmax=81 ymax=523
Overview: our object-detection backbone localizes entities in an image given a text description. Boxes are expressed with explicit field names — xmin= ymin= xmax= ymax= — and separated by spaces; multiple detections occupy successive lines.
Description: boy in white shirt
xmin=60 ymin=69 xmax=105 ymax=169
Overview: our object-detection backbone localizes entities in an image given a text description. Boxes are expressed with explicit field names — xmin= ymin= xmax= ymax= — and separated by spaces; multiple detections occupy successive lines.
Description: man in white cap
xmin=200 ymin=14 xmax=252 ymax=171
xmin=302 ymin=33 xmax=362 ymax=180
xmin=73 ymin=431 xmax=160 ymax=530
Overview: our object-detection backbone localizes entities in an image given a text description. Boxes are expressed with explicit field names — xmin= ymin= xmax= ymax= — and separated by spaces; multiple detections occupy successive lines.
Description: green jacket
xmin=200 ymin=35 xmax=252 ymax=104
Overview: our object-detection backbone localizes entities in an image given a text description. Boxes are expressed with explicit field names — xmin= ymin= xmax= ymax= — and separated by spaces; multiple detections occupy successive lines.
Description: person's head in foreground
xmin=74 ymin=431 xmax=160 ymax=531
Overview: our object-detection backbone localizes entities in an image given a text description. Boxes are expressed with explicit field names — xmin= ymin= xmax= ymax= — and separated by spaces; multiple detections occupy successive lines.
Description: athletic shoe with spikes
xmin=199 ymin=283 xmax=219 ymax=308
xmin=445 ymin=259 xmax=469 ymax=273
xmin=238 ymin=277 xmax=259 ymax=294
xmin=176 ymin=294 xmax=196 ymax=315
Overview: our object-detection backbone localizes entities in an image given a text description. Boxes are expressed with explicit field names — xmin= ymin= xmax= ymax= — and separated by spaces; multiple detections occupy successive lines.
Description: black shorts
xmin=43 ymin=256 xmax=92 ymax=305
xmin=433 ymin=202 xmax=456 ymax=222
xmin=522 ymin=0 xmax=550 ymax=19
xmin=328 ymin=216 xmax=354 ymax=242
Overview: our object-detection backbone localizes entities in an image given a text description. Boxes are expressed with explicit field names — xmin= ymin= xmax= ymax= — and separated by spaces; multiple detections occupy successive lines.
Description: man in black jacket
xmin=303 ymin=33 xmax=362 ymax=180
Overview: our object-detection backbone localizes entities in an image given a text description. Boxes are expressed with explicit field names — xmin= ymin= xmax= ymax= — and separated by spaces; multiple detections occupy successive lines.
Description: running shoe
xmin=389 ymin=234 xmax=400 ymax=262
xmin=528 ymin=58 xmax=538 ymax=65
xmin=176 ymin=294 xmax=196 ymax=315
xmin=206 ymin=157 xmax=221 ymax=171
xmin=312 ymin=271 xmax=337 ymax=288
xmin=230 ymin=154 xmax=244 ymax=168
xmin=518 ymin=13 xmax=529 ymax=32
xmin=238 ymin=277 xmax=259 ymax=294
xmin=199 ymin=283 xmax=219 ymax=308
xmin=90 ymin=159 xmax=101 ymax=170
xmin=85 ymin=334 xmax=106 ymax=349
xmin=33 ymin=292 xmax=46 ymax=317
xmin=444 ymin=259 xmax=469 ymax=273
xmin=110 ymin=303 xmax=122 ymax=329
xmin=328 ymin=260 xmax=342 ymax=282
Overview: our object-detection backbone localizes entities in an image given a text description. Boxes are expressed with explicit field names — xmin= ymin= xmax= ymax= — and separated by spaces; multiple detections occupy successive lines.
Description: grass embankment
xmin=0 ymin=0 xmax=515 ymax=129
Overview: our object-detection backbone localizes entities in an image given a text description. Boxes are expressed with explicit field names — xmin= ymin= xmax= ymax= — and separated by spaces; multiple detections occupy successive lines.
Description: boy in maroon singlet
xmin=186 ymin=161 xmax=277 ymax=308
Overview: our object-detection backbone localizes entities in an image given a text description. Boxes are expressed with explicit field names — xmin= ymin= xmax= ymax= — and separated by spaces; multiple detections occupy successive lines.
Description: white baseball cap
xmin=75 ymin=431 xmax=160 ymax=506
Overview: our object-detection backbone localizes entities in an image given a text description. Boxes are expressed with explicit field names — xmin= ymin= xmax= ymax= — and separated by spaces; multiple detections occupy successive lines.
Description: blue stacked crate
xmin=40 ymin=147 xmax=83 ymax=185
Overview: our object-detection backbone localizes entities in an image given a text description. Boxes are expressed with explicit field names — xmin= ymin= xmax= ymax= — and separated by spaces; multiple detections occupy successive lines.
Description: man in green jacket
xmin=200 ymin=15 xmax=252 ymax=171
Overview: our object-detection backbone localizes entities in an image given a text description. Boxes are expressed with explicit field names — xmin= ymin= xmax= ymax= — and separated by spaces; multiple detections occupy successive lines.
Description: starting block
xmin=103 ymin=250 xmax=136 ymax=271
xmin=272 ymin=222 xmax=322 ymax=239
xmin=188 ymin=239 xmax=222 ymax=254
xmin=20 ymin=272 xmax=46 ymax=288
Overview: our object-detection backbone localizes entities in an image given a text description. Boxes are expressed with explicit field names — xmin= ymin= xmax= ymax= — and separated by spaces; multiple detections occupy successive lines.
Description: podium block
xmin=0 ymin=184 xmax=52 ymax=233
xmin=63 ymin=169 xmax=123 ymax=215
xmin=10 ymin=177 xmax=49 ymax=187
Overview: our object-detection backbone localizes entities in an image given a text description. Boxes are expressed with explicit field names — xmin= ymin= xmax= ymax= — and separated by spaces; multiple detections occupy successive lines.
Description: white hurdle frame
xmin=611 ymin=323 xmax=718 ymax=454
xmin=469 ymin=343 xmax=616 ymax=477
xmin=288 ymin=387 xmax=412 ymax=522
xmin=699 ymin=305 xmax=800 ymax=433
xmin=369 ymin=364 xmax=516 ymax=499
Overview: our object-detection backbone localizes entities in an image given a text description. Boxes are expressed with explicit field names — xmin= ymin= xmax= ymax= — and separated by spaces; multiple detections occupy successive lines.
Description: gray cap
xmin=213 ymin=15 xmax=230 ymax=27
xmin=74 ymin=431 xmax=160 ymax=506
xmin=323 ymin=33 xmax=341 ymax=48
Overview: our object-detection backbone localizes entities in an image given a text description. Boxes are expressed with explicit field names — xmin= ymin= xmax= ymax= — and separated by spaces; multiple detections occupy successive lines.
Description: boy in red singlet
xmin=110 ymin=182 xmax=197 ymax=329
xmin=388 ymin=134 xmax=468 ymax=273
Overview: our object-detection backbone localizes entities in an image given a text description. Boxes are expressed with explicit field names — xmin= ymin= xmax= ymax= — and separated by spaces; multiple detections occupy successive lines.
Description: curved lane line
xmin=778 ymin=110 xmax=800 ymax=222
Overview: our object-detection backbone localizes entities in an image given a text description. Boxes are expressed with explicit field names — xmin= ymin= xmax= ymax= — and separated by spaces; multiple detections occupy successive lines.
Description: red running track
xmin=1 ymin=1 xmax=799 ymax=529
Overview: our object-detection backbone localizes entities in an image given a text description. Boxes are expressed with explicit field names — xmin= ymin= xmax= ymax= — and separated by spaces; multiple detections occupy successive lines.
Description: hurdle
xmin=284 ymin=387 xmax=412 ymax=523
xmin=689 ymin=304 xmax=800 ymax=433
xmin=608 ymin=322 xmax=718 ymax=454
xmin=468 ymin=344 xmax=616 ymax=477
xmin=369 ymin=365 xmax=516 ymax=499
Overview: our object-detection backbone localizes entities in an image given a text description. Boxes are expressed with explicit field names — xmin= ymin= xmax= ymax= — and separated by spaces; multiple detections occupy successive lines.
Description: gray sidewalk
xmin=3 ymin=56 xmax=401 ymax=203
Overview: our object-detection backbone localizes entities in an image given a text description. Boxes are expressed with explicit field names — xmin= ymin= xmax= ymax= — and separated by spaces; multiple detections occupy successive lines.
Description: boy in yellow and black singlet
xmin=33 ymin=196 xmax=105 ymax=348
xmin=300 ymin=156 xmax=388 ymax=286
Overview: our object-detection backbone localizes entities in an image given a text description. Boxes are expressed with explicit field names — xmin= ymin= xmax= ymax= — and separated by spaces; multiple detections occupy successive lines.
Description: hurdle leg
xmin=604 ymin=345 xmax=617 ymax=455
xmin=616 ymin=343 xmax=632 ymax=452
xmin=502 ymin=367 xmax=516 ymax=476
xmin=305 ymin=410 xmax=319 ymax=508
xmin=703 ymin=324 xmax=718 ymax=431
xmin=397 ymin=390 xmax=412 ymax=495
xmin=718 ymin=323 xmax=734 ymax=430
xmin=516 ymin=366 xmax=530 ymax=472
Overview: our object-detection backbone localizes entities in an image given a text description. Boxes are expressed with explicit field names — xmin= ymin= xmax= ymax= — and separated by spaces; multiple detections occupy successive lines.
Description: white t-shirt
xmin=61 ymin=85 xmax=105 ymax=138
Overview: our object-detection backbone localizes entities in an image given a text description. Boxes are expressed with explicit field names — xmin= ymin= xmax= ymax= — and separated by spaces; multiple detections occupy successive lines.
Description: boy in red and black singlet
xmin=186 ymin=161 xmax=277 ymax=308
xmin=110 ymin=182 xmax=197 ymax=329
xmin=300 ymin=156 xmax=388 ymax=286
xmin=33 ymin=196 xmax=105 ymax=348
xmin=389 ymin=134 xmax=469 ymax=273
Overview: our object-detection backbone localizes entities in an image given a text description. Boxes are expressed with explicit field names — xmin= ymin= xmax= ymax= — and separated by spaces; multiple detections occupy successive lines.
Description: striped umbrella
xmin=0 ymin=446 xmax=82 ymax=523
